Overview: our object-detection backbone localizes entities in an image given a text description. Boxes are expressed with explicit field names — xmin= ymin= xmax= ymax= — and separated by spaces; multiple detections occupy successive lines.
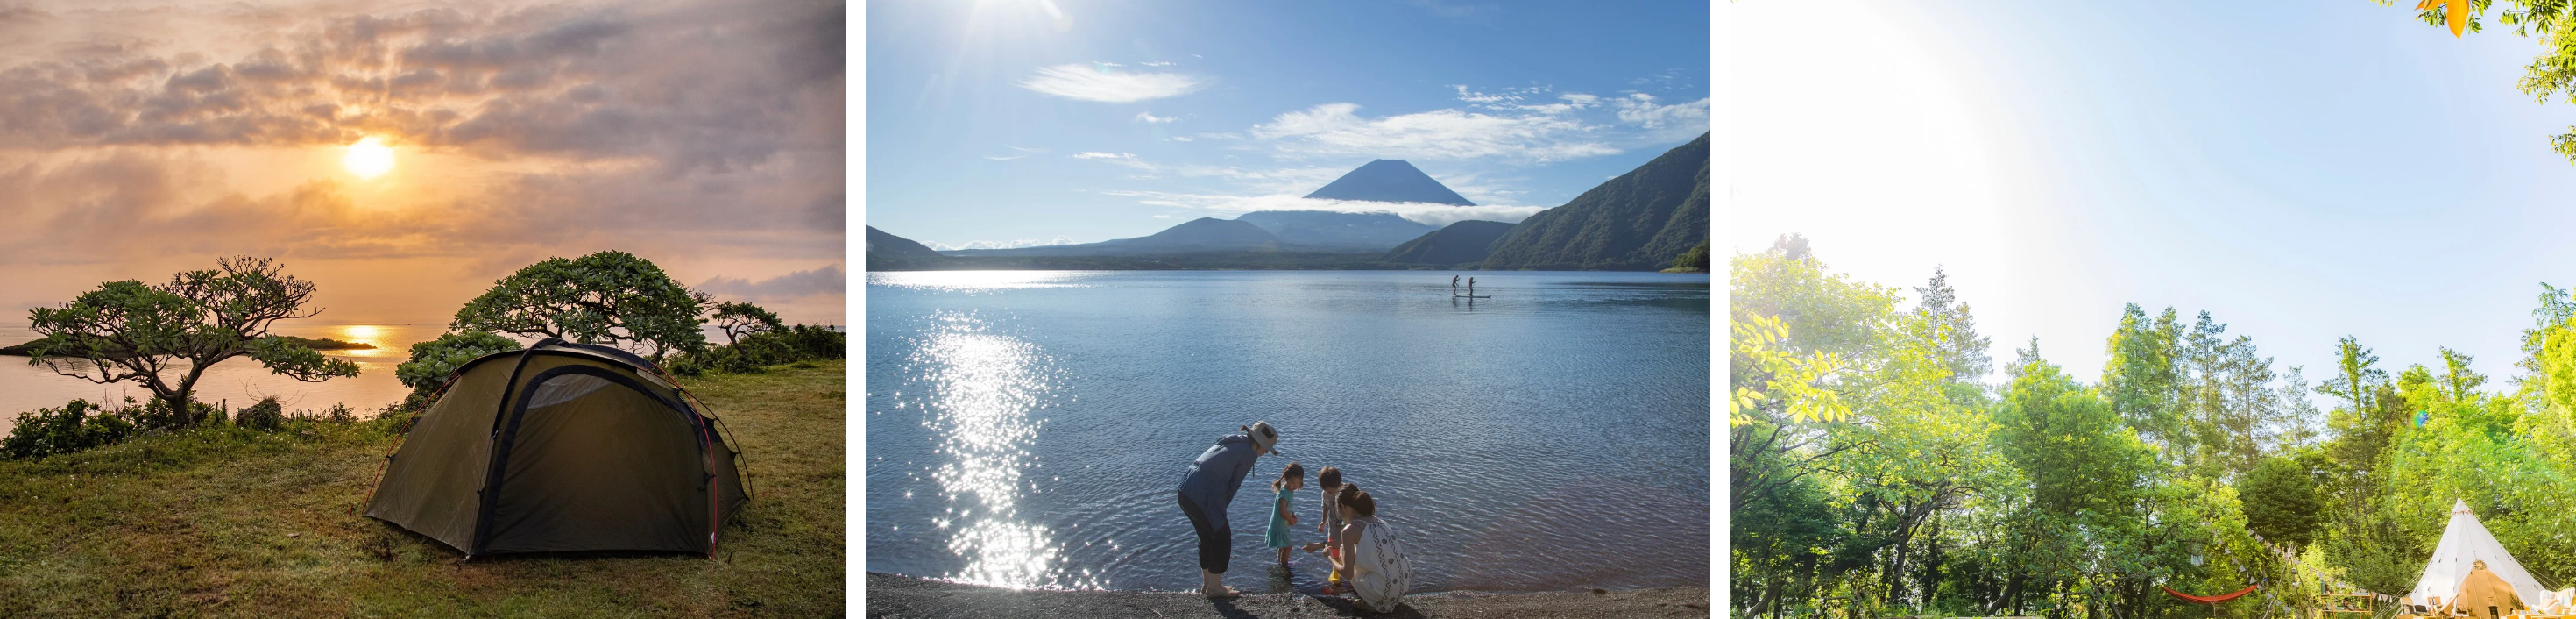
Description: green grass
xmin=0 ymin=360 xmax=846 ymax=618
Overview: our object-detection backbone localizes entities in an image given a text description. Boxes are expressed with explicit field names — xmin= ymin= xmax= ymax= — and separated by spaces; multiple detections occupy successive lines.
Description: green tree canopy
xmin=1667 ymin=239 xmax=1712 ymax=273
xmin=25 ymin=256 xmax=358 ymax=427
xmin=2239 ymin=454 xmax=2328 ymax=549
xmin=453 ymin=251 xmax=711 ymax=361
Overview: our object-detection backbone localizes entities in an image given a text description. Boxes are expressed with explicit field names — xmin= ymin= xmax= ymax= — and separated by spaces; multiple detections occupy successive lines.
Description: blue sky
xmin=863 ymin=0 xmax=1711 ymax=250
xmin=1733 ymin=0 xmax=2576 ymax=392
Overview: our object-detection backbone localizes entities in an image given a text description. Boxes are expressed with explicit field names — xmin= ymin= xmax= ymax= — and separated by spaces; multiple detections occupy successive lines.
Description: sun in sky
xmin=342 ymin=136 xmax=396 ymax=179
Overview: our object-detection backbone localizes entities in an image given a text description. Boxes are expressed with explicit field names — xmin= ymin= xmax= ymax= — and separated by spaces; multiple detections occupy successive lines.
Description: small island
xmin=0 ymin=336 xmax=375 ymax=357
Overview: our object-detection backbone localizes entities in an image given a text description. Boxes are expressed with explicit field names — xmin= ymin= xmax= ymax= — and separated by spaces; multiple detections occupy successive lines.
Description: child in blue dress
xmin=1267 ymin=462 xmax=1304 ymax=564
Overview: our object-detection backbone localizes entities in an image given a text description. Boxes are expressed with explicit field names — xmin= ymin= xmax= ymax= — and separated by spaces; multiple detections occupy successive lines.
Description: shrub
xmin=131 ymin=398 xmax=228 ymax=430
xmin=781 ymin=324 xmax=847 ymax=359
xmin=666 ymin=353 xmax=710 ymax=376
xmin=664 ymin=324 xmax=844 ymax=376
xmin=395 ymin=331 xmax=523 ymax=397
xmin=3 ymin=399 xmax=139 ymax=460
xmin=237 ymin=397 xmax=286 ymax=431
xmin=323 ymin=402 xmax=356 ymax=423
xmin=374 ymin=400 xmax=423 ymax=435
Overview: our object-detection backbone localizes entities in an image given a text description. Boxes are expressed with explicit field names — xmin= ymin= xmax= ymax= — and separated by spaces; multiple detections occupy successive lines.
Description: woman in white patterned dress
xmin=1336 ymin=488 xmax=1411 ymax=613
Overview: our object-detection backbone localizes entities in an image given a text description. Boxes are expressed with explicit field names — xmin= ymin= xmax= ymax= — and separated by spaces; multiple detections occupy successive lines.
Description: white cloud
xmin=1195 ymin=132 xmax=1242 ymax=140
xmin=1168 ymin=136 xmax=1193 ymax=142
xmin=1451 ymin=84 xmax=1518 ymax=105
xmin=1612 ymin=93 xmax=1712 ymax=141
xmin=1098 ymin=189 xmax=1547 ymax=228
xmin=1249 ymin=103 xmax=1618 ymax=161
xmin=1018 ymin=64 xmax=1206 ymax=103
xmin=1143 ymin=61 xmax=1175 ymax=67
xmin=697 ymin=265 xmax=846 ymax=302
xmin=1151 ymin=214 xmax=1172 ymax=218
xmin=1136 ymin=112 xmax=1178 ymax=124
xmin=1008 ymin=145 xmax=1047 ymax=153
xmin=1070 ymin=152 xmax=1155 ymax=171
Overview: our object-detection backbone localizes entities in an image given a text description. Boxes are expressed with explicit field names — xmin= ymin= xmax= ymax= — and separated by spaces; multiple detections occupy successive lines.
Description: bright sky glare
xmin=1734 ymin=0 xmax=2576 ymax=390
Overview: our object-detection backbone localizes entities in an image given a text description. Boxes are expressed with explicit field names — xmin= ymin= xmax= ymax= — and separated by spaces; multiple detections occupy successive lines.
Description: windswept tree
xmin=25 ymin=256 xmax=360 ymax=427
xmin=709 ymin=301 xmax=786 ymax=345
xmin=452 ymin=251 xmax=711 ymax=361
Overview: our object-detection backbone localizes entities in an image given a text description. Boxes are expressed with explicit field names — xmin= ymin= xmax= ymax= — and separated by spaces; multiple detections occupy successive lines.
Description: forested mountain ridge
xmin=866 ymin=225 xmax=949 ymax=270
xmin=1481 ymin=132 xmax=1709 ymax=271
xmin=1383 ymin=220 xmax=1515 ymax=266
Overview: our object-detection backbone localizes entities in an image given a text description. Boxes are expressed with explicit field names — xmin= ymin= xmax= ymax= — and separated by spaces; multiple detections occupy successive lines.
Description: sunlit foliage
xmin=1730 ymin=238 xmax=2576 ymax=619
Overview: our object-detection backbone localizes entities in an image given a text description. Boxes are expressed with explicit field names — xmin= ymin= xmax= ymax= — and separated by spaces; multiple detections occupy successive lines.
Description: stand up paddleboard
xmin=1453 ymin=295 xmax=1490 ymax=298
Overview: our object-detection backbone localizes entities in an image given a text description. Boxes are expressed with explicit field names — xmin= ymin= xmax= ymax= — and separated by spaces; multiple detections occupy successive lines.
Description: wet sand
xmin=865 ymin=572 xmax=1712 ymax=619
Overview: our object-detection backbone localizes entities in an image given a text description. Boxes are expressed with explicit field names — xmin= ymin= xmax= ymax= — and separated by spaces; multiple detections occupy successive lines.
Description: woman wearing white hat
xmin=1175 ymin=421 xmax=1281 ymax=599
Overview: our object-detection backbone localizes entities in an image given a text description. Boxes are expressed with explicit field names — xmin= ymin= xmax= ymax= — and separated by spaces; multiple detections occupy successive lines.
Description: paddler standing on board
xmin=1451 ymin=275 xmax=1460 ymax=295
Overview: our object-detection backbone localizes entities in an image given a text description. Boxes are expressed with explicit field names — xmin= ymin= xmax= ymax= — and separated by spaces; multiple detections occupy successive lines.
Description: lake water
xmin=863 ymin=270 xmax=1710 ymax=593
xmin=0 ymin=323 xmax=434 ymax=423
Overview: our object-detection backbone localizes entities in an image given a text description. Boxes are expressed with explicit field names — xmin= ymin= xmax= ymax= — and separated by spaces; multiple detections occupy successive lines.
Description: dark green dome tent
xmin=364 ymin=338 xmax=749 ymax=558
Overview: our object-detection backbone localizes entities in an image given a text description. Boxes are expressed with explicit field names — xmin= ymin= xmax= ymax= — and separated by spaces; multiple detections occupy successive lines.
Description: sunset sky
xmin=0 ymin=0 xmax=845 ymax=326
xmin=864 ymin=0 xmax=1711 ymax=249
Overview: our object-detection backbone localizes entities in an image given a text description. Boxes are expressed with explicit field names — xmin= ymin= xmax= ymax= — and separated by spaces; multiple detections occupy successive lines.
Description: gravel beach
xmin=865 ymin=572 xmax=1713 ymax=619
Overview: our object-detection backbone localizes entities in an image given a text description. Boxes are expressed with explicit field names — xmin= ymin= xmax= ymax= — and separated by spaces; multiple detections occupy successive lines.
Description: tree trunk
xmin=1750 ymin=576 xmax=1780 ymax=618
xmin=173 ymin=365 xmax=208 ymax=425
xmin=1988 ymin=572 xmax=2022 ymax=615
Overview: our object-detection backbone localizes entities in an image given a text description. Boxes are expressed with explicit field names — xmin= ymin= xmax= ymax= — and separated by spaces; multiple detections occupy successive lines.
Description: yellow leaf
xmin=2449 ymin=0 xmax=2466 ymax=38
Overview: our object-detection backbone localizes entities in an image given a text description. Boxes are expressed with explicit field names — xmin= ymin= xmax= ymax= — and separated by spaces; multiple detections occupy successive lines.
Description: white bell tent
xmin=2406 ymin=499 xmax=2551 ymax=608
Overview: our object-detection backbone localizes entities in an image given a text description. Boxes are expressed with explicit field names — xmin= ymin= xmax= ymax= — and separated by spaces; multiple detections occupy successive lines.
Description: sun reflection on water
xmin=909 ymin=313 xmax=1096 ymax=589
xmin=329 ymin=324 xmax=398 ymax=358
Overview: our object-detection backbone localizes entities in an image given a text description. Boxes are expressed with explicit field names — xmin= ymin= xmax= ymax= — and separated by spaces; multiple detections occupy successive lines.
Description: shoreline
xmin=0 ymin=335 xmax=375 ymax=357
xmin=864 ymin=572 xmax=1710 ymax=618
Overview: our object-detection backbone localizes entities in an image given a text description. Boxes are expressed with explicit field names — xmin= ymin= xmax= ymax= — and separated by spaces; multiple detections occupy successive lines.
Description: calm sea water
xmin=0 ymin=323 xmax=782 ymax=432
xmin=0 ymin=323 xmax=434 ymax=423
xmin=863 ymin=270 xmax=1711 ymax=593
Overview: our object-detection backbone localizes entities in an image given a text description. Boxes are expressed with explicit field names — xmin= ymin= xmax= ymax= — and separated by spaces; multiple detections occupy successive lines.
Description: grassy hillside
xmin=0 ymin=361 xmax=846 ymax=617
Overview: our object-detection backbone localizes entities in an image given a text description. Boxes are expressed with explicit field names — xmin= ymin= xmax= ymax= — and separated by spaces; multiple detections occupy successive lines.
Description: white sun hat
xmin=1245 ymin=421 xmax=1281 ymax=455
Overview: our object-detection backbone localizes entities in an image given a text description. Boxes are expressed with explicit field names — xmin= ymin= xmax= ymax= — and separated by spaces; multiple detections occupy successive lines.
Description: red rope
xmin=2163 ymin=585 xmax=2260 ymax=605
